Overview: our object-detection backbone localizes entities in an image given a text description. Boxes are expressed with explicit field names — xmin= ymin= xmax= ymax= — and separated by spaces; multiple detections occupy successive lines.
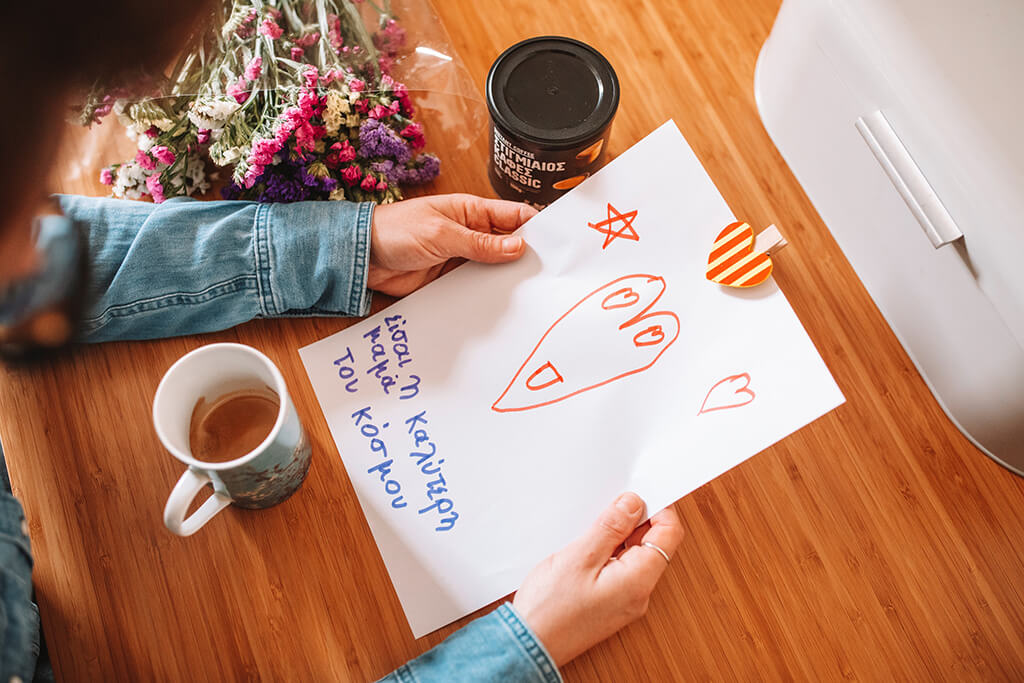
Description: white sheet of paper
xmin=299 ymin=120 xmax=845 ymax=637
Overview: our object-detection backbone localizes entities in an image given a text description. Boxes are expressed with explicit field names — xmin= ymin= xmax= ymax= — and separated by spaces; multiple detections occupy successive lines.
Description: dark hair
xmin=0 ymin=1 xmax=212 ymax=228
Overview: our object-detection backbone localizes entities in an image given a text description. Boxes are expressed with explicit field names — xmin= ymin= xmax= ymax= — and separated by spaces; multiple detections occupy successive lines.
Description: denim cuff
xmin=258 ymin=200 xmax=373 ymax=317
xmin=381 ymin=603 xmax=561 ymax=683
xmin=497 ymin=603 xmax=563 ymax=683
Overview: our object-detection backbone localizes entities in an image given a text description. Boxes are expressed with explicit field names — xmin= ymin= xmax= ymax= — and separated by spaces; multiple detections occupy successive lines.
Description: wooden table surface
xmin=2 ymin=0 xmax=1023 ymax=680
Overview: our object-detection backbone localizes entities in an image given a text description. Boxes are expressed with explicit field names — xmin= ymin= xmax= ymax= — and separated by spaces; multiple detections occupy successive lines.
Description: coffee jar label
xmin=489 ymin=126 xmax=605 ymax=207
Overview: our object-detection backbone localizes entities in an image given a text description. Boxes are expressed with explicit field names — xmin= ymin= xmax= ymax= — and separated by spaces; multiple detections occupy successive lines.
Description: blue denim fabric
xmin=0 ymin=215 xmax=81 ymax=327
xmin=0 ymin=493 xmax=39 ymax=681
xmin=56 ymin=194 xmax=374 ymax=342
xmin=378 ymin=604 xmax=562 ymax=683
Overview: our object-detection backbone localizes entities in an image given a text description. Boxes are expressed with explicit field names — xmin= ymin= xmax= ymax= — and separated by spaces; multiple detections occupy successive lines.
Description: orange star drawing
xmin=588 ymin=203 xmax=639 ymax=249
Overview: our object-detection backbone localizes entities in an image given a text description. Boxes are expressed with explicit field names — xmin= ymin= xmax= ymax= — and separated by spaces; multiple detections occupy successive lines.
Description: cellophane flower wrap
xmin=78 ymin=0 xmax=441 ymax=204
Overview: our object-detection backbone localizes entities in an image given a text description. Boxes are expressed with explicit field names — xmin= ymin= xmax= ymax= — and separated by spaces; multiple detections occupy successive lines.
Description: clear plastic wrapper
xmin=60 ymin=0 xmax=486 ymax=204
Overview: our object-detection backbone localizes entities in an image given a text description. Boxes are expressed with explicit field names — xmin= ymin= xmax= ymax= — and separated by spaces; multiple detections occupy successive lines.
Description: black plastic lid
xmin=486 ymin=36 xmax=619 ymax=149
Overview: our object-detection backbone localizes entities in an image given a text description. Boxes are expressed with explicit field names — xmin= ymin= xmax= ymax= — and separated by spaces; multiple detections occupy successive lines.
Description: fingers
xmin=443 ymin=194 xmax=538 ymax=234
xmin=436 ymin=219 xmax=526 ymax=264
xmin=616 ymin=505 xmax=684 ymax=584
xmin=573 ymin=493 xmax=647 ymax=570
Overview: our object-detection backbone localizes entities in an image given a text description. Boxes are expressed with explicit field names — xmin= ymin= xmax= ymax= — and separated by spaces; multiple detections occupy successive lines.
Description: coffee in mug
xmin=154 ymin=343 xmax=312 ymax=536
xmin=189 ymin=386 xmax=281 ymax=463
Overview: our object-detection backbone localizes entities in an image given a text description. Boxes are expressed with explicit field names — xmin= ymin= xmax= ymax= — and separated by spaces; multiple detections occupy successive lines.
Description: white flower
xmin=151 ymin=117 xmax=175 ymax=132
xmin=188 ymin=97 xmax=241 ymax=131
xmin=209 ymin=143 xmax=244 ymax=166
xmin=324 ymin=91 xmax=348 ymax=136
xmin=112 ymin=161 xmax=151 ymax=200
xmin=183 ymin=153 xmax=210 ymax=196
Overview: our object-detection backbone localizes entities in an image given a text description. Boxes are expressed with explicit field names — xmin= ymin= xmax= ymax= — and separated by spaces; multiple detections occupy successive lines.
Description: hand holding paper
xmin=368 ymin=194 xmax=535 ymax=295
xmin=513 ymin=493 xmax=685 ymax=667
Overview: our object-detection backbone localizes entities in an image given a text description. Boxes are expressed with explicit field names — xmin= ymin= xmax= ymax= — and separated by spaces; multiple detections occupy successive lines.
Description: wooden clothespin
xmin=753 ymin=224 xmax=788 ymax=256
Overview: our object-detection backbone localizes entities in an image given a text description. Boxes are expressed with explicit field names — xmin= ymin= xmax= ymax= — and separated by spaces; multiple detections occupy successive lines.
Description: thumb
xmin=436 ymin=220 xmax=526 ymax=264
xmin=574 ymin=493 xmax=646 ymax=570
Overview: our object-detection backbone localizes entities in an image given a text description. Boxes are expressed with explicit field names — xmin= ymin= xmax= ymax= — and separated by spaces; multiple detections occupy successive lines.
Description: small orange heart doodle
xmin=698 ymin=373 xmax=756 ymax=414
xmin=493 ymin=274 xmax=680 ymax=413
xmin=705 ymin=222 xmax=773 ymax=288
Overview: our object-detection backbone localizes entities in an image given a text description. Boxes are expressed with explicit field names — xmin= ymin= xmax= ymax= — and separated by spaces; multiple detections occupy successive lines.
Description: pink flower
xmin=144 ymin=125 xmax=160 ymax=138
xmin=295 ymin=31 xmax=319 ymax=48
xmin=360 ymin=174 xmax=378 ymax=191
xmin=400 ymin=123 xmax=426 ymax=150
xmin=376 ymin=179 xmax=388 ymax=191
xmin=99 ymin=168 xmax=114 ymax=185
xmin=303 ymin=66 xmax=320 ymax=90
xmin=151 ymin=145 xmax=176 ymax=165
xmin=341 ymin=165 xmax=362 ymax=187
xmin=259 ymin=19 xmax=283 ymax=39
xmin=290 ymin=47 xmax=304 ymax=60
xmin=348 ymin=78 xmax=365 ymax=93
xmin=244 ymin=56 xmax=263 ymax=81
xmin=368 ymin=101 xmax=401 ymax=120
xmin=336 ymin=140 xmax=356 ymax=162
xmin=327 ymin=14 xmax=344 ymax=52
xmin=320 ymin=68 xmax=344 ymax=84
xmin=197 ymin=129 xmax=211 ymax=144
xmin=325 ymin=140 xmax=356 ymax=168
xmin=227 ymin=77 xmax=249 ymax=104
xmin=146 ymin=174 xmax=166 ymax=203
xmin=135 ymin=150 xmax=156 ymax=171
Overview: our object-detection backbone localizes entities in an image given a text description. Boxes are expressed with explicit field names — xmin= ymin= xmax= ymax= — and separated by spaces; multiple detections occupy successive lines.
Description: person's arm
xmin=59 ymin=194 xmax=374 ymax=342
xmin=53 ymin=193 xmax=532 ymax=344
xmin=377 ymin=493 xmax=684 ymax=682
xmin=0 ymin=492 xmax=40 ymax=680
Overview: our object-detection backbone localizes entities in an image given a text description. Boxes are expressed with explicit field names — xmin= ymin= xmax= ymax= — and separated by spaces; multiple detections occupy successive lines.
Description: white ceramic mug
xmin=153 ymin=343 xmax=312 ymax=536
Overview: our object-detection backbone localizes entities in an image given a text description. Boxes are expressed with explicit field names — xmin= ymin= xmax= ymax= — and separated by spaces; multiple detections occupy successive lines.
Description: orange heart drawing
xmin=705 ymin=222 xmax=773 ymax=288
xmin=493 ymin=274 xmax=680 ymax=413
xmin=698 ymin=373 xmax=756 ymax=414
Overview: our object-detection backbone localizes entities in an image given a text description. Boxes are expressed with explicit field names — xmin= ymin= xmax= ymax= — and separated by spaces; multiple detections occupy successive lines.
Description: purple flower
xmin=358 ymin=119 xmax=411 ymax=163
xmin=222 ymin=156 xmax=339 ymax=202
xmin=370 ymin=155 xmax=440 ymax=186
xmin=398 ymin=155 xmax=440 ymax=185
xmin=370 ymin=159 xmax=398 ymax=183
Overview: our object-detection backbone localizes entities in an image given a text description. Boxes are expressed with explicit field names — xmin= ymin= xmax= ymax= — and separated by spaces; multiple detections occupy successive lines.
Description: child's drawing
xmin=588 ymin=203 xmax=640 ymax=249
xmin=698 ymin=373 xmax=756 ymax=414
xmin=493 ymin=274 xmax=679 ymax=413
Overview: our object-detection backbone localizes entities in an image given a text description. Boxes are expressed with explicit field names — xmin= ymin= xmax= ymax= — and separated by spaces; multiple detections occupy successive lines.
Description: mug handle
xmin=164 ymin=468 xmax=231 ymax=536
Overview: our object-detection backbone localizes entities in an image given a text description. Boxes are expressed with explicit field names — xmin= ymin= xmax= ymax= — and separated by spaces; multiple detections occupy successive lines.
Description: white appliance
xmin=755 ymin=0 xmax=1024 ymax=474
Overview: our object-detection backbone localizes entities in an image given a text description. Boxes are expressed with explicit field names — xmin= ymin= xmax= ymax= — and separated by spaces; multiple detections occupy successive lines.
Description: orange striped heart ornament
xmin=705 ymin=221 xmax=773 ymax=288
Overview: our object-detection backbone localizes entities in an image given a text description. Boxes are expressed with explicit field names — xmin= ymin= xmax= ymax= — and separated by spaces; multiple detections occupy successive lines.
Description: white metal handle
xmin=855 ymin=110 xmax=963 ymax=248
xmin=164 ymin=468 xmax=231 ymax=537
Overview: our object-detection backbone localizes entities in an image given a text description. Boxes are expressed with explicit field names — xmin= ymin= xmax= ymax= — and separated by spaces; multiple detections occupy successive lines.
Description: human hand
xmin=367 ymin=193 xmax=536 ymax=296
xmin=512 ymin=493 xmax=684 ymax=667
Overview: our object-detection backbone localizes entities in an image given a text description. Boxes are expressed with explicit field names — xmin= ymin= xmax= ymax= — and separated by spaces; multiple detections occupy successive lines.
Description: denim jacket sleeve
xmin=0 ymin=493 xmax=39 ymax=681
xmin=55 ymin=194 xmax=374 ymax=343
xmin=377 ymin=604 xmax=562 ymax=683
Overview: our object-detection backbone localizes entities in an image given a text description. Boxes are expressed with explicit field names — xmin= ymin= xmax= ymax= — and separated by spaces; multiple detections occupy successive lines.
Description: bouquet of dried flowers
xmin=78 ymin=0 xmax=439 ymax=204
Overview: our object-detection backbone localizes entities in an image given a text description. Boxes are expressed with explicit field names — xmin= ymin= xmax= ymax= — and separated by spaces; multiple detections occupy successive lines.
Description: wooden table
xmin=2 ymin=0 xmax=1023 ymax=679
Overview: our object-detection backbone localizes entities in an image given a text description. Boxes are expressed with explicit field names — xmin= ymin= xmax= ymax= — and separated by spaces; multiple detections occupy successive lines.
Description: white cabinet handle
xmin=855 ymin=110 xmax=963 ymax=248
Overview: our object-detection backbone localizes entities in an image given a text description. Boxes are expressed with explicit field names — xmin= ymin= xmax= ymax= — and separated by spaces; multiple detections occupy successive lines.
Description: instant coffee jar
xmin=486 ymin=36 xmax=619 ymax=207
